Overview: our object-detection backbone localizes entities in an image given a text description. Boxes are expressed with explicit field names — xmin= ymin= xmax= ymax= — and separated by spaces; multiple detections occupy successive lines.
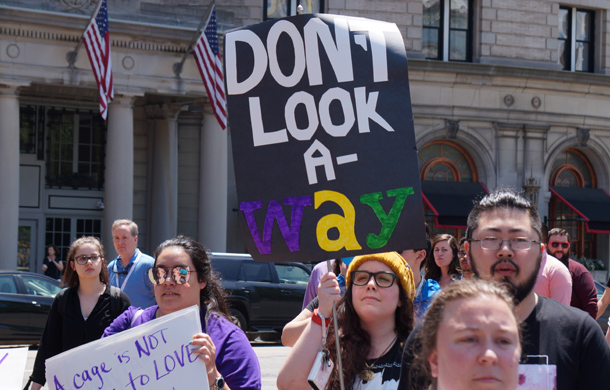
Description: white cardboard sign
xmin=45 ymin=305 xmax=208 ymax=390
xmin=0 ymin=346 xmax=28 ymax=390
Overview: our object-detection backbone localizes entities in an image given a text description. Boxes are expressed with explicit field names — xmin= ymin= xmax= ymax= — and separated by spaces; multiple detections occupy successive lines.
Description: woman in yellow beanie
xmin=278 ymin=251 xmax=415 ymax=390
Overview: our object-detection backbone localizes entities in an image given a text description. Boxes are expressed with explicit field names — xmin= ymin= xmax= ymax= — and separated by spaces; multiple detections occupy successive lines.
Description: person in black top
xmin=42 ymin=244 xmax=63 ymax=280
xmin=400 ymin=188 xmax=610 ymax=390
xmin=29 ymin=236 xmax=131 ymax=390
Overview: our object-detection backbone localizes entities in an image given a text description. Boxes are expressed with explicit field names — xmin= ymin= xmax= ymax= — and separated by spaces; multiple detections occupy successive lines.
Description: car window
xmin=21 ymin=275 xmax=62 ymax=297
xmin=275 ymin=264 xmax=309 ymax=285
xmin=242 ymin=262 xmax=272 ymax=283
xmin=211 ymin=259 xmax=228 ymax=280
xmin=0 ymin=275 xmax=18 ymax=294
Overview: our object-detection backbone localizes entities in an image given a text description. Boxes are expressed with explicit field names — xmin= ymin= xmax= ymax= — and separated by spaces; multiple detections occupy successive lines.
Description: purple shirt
xmin=103 ymin=306 xmax=261 ymax=390
xmin=302 ymin=261 xmax=328 ymax=310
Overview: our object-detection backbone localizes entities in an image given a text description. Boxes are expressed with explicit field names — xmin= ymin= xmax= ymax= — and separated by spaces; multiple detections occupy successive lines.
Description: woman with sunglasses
xmin=103 ymin=236 xmax=261 ymax=390
xmin=277 ymin=252 xmax=415 ymax=390
xmin=29 ymin=237 xmax=131 ymax=390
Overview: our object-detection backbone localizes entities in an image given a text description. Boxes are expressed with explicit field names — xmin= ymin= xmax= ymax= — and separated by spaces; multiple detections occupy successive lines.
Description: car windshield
xmin=21 ymin=275 xmax=62 ymax=297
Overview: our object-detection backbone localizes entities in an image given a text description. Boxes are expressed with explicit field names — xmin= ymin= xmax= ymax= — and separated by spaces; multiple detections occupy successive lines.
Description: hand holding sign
xmin=45 ymin=306 xmax=207 ymax=390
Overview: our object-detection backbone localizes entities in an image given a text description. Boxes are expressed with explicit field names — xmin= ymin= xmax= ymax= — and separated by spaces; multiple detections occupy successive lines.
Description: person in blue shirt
xmin=400 ymin=233 xmax=440 ymax=325
xmin=107 ymin=219 xmax=156 ymax=308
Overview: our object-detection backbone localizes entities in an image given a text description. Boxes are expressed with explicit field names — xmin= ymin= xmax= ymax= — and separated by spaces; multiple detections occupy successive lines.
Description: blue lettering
xmin=53 ymin=376 xmax=66 ymax=390
xmin=153 ymin=359 xmax=171 ymax=381
xmin=126 ymin=372 xmax=149 ymax=390
xmin=173 ymin=345 xmax=186 ymax=367
xmin=73 ymin=373 xmax=84 ymax=389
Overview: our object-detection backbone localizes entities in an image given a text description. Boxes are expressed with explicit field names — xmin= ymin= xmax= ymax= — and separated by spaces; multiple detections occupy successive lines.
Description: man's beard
xmin=549 ymin=249 xmax=569 ymax=266
xmin=470 ymin=251 xmax=542 ymax=305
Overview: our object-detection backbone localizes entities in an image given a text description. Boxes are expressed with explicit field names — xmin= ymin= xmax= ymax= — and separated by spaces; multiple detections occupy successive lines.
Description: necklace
xmin=359 ymin=335 xmax=398 ymax=382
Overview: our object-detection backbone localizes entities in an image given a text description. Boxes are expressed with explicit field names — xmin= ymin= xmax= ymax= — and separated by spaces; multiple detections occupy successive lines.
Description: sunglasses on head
xmin=147 ymin=266 xmax=195 ymax=285
xmin=549 ymin=241 xmax=570 ymax=249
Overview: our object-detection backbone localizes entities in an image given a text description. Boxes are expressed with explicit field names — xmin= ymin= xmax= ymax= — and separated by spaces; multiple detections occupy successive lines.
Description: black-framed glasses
xmin=148 ymin=266 xmax=195 ymax=286
xmin=469 ymin=237 xmax=542 ymax=251
xmin=350 ymin=270 xmax=397 ymax=288
xmin=74 ymin=255 xmax=102 ymax=265
xmin=458 ymin=250 xmax=467 ymax=258
xmin=549 ymin=241 xmax=570 ymax=249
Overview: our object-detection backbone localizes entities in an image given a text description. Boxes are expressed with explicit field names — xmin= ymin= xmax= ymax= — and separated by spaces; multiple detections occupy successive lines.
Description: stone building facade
xmin=2 ymin=0 xmax=610 ymax=273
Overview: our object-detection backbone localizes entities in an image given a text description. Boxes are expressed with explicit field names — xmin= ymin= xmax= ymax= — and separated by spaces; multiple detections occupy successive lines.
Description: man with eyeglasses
xmin=398 ymin=188 xmax=610 ymax=390
xmin=107 ymin=219 xmax=156 ymax=308
xmin=545 ymin=228 xmax=598 ymax=319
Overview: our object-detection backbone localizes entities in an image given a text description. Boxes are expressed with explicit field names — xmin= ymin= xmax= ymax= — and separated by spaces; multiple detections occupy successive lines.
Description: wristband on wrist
xmin=311 ymin=308 xmax=331 ymax=327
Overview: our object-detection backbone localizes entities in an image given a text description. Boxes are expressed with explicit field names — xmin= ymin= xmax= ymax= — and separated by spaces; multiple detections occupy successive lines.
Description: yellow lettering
xmin=314 ymin=190 xmax=362 ymax=251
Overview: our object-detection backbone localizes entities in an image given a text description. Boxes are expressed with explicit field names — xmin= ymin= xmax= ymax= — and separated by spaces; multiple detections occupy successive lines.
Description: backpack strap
xmin=108 ymin=285 xmax=122 ymax=318
xmin=130 ymin=309 xmax=144 ymax=328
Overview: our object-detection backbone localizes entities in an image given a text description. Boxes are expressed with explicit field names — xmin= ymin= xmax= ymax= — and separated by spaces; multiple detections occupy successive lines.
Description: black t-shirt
xmin=606 ymin=275 xmax=610 ymax=288
xmin=42 ymin=257 xmax=62 ymax=279
xmin=354 ymin=338 xmax=403 ymax=389
xmin=520 ymin=295 xmax=610 ymax=389
xmin=399 ymin=295 xmax=610 ymax=390
xmin=31 ymin=285 xmax=131 ymax=385
xmin=306 ymin=295 xmax=319 ymax=311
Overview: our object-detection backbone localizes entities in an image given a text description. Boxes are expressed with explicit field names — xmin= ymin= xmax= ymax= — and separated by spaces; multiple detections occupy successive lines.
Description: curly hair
xmin=424 ymin=234 xmax=460 ymax=282
xmin=410 ymin=279 xmax=520 ymax=389
xmin=153 ymin=236 xmax=229 ymax=320
xmin=324 ymin=272 xmax=414 ymax=390
xmin=62 ymin=236 xmax=109 ymax=288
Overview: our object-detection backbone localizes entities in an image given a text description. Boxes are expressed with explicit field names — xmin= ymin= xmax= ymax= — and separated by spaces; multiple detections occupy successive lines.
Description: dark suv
xmin=210 ymin=253 xmax=310 ymax=339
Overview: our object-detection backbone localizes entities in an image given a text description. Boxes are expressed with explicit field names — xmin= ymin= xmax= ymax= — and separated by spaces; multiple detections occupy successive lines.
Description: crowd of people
xmin=27 ymin=188 xmax=610 ymax=390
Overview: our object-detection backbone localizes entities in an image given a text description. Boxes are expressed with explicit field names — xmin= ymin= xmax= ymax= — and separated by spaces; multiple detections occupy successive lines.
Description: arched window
xmin=419 ymin=141 xmax=478 ymax=237
xmin=549 ymin=148 xmax=596 ymax=258
xmin=419 ymin=141 xmax=477 ymax=182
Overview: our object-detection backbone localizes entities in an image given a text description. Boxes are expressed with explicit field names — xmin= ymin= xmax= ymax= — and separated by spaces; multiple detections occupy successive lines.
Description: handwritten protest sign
xmin=224 ymin=13 xmax=426 ymax=262
xmin=0 ymin=346 xmax=28 ymax=390
xmin=45 ymin=306 xmax=207 ymax=390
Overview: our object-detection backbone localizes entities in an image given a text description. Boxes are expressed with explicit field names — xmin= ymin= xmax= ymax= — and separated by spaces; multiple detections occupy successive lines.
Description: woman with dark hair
xmin=277 ymin=252 xmax=415 ymax=390
xmin=29 ymin=237 xmax=131 ymax=390
xmin=103 ymin=235 xmax=261 ymax=390
xmin=42 ymin=243 xmax=64 ymax=280
xmin=425 ymin=234 xmax=460 ymax=289
xmin=411 ymin=280 xmax=521 ymax=390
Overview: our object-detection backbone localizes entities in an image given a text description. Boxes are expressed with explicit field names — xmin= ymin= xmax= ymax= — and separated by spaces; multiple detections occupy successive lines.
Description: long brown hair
xmin=153 ymin=236 xmax=229 ymax=320
xmin=425 ymin=234 xmax=460 ymax=282
xmin=324 ymin=267 xmax=414 ymax=390
xmin=62 ymin=236 xmax=109 ymax=288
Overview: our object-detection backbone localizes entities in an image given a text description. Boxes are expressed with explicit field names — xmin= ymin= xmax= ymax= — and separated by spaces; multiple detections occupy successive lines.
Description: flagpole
xmin=326 ymin=259 xmax=346 ymax=390
xmin=173 ymin=0 xmax=216 ymax=77
xmin=68 ymin=0 xmax=104 ymax=68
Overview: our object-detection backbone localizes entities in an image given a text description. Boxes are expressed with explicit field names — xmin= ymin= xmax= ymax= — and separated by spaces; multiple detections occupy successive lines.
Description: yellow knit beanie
xmin=346 ymin=252 xmax=415 ymax=300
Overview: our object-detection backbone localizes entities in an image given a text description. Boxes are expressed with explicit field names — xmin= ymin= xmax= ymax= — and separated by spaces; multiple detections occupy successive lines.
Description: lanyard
xmin=114 ymin=250 xmax=142 ymax=291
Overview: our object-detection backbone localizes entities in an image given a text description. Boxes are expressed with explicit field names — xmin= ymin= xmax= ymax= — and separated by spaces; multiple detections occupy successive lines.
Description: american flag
xmin=193 ymin=5 xmax=227 ymax=130
xmin=83 ymin=0 xmax=114 ymax=120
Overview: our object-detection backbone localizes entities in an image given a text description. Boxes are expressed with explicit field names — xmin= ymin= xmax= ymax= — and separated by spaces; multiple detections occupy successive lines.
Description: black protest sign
xmin=224 ymin=13 xmax=426 ymax=263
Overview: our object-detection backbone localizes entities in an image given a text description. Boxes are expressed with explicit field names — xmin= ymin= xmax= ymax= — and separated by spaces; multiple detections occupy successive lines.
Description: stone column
xmin=104 ymin=95 xmax=137 ymax=259
xmin=494 ymin=122 xmax=523 ymax=189
xmin=0 ymin=86 xmax=22 ymax=269
xmin=524 ymin=124 xmax=549 ymax=210
xmin=146 ymin=103 xmax=186 ymax=249
xmin=199 ymin=110 xmax=228 ymax=252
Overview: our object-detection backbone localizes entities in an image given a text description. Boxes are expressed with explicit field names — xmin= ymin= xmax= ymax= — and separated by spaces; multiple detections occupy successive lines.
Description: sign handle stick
xmin=326 ymin=259 xmax=346 ymax=390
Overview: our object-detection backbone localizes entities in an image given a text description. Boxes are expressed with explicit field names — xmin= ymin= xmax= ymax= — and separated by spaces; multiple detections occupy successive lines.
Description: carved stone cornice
xmin=145 ymin=102 xmax=189 ymax=120
xmin=576 ymin=127 xmax=590 ymax=146
xmin=0 ymin=25 xmax=189 ymax=53
xmin=445 ymin=119 xmax=460 ymax=139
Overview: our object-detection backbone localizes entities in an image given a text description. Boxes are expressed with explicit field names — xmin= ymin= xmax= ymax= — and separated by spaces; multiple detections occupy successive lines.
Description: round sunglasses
xmin=148 ymin=266 xmax=196 ymax=285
